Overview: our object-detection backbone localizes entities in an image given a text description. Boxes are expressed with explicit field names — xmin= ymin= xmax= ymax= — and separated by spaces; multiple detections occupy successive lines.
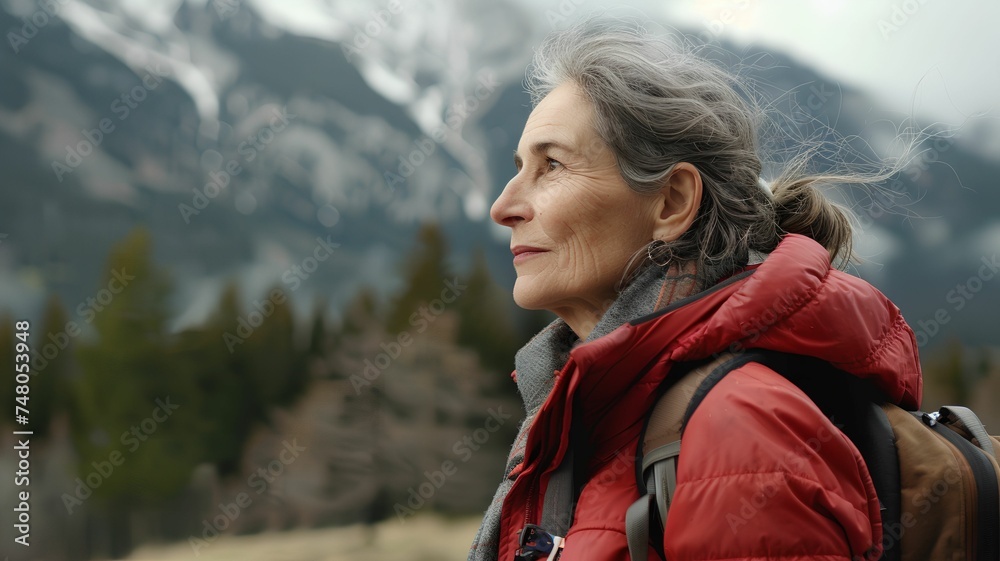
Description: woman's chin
xmin=511 ymin=282 xmax=549 ymax=311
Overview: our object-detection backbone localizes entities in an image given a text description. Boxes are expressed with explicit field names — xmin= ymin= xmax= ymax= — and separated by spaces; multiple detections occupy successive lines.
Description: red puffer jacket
xmin=497 ymin=234 xmax=922 ymax=561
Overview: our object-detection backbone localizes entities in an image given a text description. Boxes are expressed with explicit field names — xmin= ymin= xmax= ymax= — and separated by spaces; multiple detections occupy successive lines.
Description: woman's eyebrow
xmin=513 ymin=140 xmax=576 ymax=168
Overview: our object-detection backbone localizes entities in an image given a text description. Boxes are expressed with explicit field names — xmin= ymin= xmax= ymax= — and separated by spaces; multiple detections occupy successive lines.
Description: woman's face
xmin=490 ymin=82 xmax=663 ymax=328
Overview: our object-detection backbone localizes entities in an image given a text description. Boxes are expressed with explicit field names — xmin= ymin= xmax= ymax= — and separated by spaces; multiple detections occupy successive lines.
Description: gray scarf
xmin=466 ymin=259 xmax=702 ymax=561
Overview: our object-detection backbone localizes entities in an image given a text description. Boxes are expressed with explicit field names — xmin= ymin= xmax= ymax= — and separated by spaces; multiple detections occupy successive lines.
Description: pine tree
xmin=456 ymin=248 xmax=521 ymax=375
xmin=70 ymin=228 xmax=203 ymax=509
xmin=307 ymin=296 xmax=330 ymax=358
xmin=31 ymin=295 xmax=72 ymax=440
xmin=342 ymin=287 xmax=380 ymax=339
xmin=244 ymin=284 xmax=306 ymax=409
xmin=0 ymin=312 xmax=13 ymax=430
xmin=385 ymin=223 xmax=451 ymax=334
xmin=170 ymin=281 xmax=253 ymax=476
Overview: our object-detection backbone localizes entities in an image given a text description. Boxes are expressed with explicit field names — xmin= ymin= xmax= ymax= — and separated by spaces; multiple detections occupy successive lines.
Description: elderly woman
xmin=468 ymin=20 xmax=921 ymax=561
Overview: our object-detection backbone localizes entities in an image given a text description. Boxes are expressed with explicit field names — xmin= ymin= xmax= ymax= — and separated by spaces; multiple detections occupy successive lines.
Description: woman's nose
xmin=490 ymin=175 xmax=529 ymax=227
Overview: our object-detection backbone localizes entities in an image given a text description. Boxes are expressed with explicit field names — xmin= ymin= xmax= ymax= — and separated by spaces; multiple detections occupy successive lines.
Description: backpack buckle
xmin=514 ymin=524 xmax=564 ymax=560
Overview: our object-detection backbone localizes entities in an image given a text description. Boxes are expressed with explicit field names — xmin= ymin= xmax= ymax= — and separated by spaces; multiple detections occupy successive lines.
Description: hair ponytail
xmin=762 ymin=140 xmax=916 ymax=269
xmin=769 ymin=174 xmax=855 ymax=266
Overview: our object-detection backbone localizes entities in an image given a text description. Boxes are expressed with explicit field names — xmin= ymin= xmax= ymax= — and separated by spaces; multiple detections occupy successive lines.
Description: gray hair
xmin=524 ymin=18 xmax=877 ymax=287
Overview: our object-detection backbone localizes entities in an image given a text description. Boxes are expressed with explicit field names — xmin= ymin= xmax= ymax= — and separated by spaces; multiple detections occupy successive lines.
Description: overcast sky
xmin=659 ymin=1 xmax=997 ymax=128
xmin=497 ymin=0 xmax=1000 ymax=157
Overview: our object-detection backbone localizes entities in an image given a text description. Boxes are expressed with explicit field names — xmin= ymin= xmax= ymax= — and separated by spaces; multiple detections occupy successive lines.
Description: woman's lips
xmin=511 ymin=245 xmax=548 ymax=265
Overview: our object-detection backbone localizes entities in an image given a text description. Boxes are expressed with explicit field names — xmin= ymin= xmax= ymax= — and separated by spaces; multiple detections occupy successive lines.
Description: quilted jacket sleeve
xmin=663 ymin=362 xmax=883 ymax=561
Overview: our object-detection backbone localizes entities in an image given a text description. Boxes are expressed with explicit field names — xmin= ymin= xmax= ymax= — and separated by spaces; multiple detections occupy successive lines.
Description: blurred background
xmin=0 ymin=0 xmax=998 ymax=559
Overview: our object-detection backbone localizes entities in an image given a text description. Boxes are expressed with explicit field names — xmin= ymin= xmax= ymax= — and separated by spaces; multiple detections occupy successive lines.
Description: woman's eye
xmin=546 ymin=157 xmax=562 ymax=171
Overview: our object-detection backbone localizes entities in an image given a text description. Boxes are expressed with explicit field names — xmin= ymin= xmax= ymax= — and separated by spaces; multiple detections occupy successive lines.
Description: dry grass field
xmin=112 ymin=515 xmax=482 ymax=561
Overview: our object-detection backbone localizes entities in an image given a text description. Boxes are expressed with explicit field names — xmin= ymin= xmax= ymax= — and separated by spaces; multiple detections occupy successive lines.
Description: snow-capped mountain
xmin=0 ymin=0 xmax=997 ymax=349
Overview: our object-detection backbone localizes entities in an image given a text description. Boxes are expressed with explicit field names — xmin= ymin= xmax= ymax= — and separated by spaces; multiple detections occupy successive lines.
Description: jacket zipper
xmin=524 ymin=475 xmax=537 ymax=528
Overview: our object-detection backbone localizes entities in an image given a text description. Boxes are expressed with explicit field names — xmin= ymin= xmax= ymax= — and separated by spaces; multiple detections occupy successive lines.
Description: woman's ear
xmin=652 ymin=162 xmax=702 ymax=242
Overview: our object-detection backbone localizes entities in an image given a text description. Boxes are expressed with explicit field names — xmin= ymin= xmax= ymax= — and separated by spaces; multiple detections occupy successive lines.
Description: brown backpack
xmin=626 ymin=350 xmax=1000 ymax=561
